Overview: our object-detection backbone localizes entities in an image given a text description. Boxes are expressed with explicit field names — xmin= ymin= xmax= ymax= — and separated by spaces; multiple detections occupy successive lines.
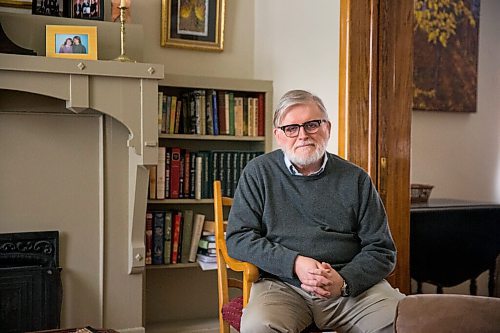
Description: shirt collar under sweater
xmin=283 ymin=152 xmax=328 ymax=176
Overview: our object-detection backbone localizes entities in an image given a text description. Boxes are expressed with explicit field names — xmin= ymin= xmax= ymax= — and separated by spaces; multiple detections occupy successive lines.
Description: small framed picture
xmin=32 ymin=0 xmax=69 ymax=17
xmin=161 ymin=0 xmax=225 ymax=52
xmin=45 ymin=25 xmax=98 ymax=60
xmin=71 ymin=0 xmax=103 ymax=20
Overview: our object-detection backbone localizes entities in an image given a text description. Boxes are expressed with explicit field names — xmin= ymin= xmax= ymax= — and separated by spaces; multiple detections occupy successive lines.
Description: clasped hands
xmin=294 ymin=255 xmax=344 ymax=298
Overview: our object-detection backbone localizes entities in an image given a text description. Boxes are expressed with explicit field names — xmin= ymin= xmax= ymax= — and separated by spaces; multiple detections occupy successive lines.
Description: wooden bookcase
xmin=144 ymin=74 xmax=273 ymax=333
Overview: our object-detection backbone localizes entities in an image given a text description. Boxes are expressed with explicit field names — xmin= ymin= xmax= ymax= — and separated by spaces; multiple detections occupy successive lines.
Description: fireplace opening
xmin=0 ymin=231 xmax=63 ymax=333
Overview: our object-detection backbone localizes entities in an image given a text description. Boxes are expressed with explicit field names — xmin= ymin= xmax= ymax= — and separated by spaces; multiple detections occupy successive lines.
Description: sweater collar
xmin=283 ymin=152 xmax=328 ymax=176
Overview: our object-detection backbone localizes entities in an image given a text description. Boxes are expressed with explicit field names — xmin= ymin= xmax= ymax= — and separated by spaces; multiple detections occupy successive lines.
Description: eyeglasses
xmin=277 ymin=119 xmax=327 ymax=138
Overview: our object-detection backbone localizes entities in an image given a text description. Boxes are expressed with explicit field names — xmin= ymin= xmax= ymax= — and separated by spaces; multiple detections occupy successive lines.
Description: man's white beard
xmin=282 ymin=140 xmax=327 ymax=169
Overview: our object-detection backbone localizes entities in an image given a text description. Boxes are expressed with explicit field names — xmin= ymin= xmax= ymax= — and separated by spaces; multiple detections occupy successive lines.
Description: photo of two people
xmin=56 ymin=34 xmax=88 ymax=54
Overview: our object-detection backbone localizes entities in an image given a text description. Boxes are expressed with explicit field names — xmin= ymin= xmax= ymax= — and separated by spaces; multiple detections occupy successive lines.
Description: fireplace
xmin=0 ymin=231 xmax=62 ymax=333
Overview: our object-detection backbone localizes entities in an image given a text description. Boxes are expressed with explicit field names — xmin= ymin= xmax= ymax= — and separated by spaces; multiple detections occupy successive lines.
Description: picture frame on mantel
xmin=32 ymin=0 xmax=69 ymax=17
xmin=161 ymin=0 xmax=225 ymax=52
xmin=45 ymin=25 xmax=97 ymax=60
xmin=412 ymin=0 xmax=481 ymax=113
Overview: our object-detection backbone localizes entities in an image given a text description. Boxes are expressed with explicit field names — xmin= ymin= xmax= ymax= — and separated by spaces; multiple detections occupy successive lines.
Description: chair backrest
xmin=394 ymin=294 xmax=500 ymax=333
xmin=213 ymin=180 xmax=259 ymax=333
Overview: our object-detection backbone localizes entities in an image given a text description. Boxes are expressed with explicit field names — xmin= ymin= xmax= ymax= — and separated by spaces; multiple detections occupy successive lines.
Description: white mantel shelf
xmin=0 ymin=53 xmax=164 ymax=274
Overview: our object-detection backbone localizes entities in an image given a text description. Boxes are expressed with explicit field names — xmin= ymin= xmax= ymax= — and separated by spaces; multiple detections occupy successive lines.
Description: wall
xmin=411 ymin=0 xmax=500 ymax=204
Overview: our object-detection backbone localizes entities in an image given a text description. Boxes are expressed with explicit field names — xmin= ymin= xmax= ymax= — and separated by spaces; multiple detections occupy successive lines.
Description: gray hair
xmin=273 ymin=90 xmax=329 ymax=128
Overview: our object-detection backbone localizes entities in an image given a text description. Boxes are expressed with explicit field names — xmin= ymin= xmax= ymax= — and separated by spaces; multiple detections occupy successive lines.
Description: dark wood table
xmin=410 ymin=198 xmax=500 ymax=295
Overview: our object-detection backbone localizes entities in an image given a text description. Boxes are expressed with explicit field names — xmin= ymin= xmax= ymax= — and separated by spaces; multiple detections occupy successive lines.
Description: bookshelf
xmin=144 ymin=74 xmax=273 ymax=332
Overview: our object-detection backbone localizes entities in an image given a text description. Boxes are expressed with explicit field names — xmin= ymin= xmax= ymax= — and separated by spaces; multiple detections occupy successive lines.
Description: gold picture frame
xmin=161 ymin=0 xmax=225 ymax=52
xmin=45 ymin=25 xmax=98 ymax=60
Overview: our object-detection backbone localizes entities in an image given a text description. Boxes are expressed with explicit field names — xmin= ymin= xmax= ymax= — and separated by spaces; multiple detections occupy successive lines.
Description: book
xmin=197 ymin=253 xmax=217 ymax=263
xmin=198 ymin=238 xmax=216 ymax=250
xmin=257 ymin=93 xmax=265 ymax=136
xmin=148 ymin=165 xmax=156 ymax=199
xmin=234 ymin=96 xmax=244 ymax=136
xmin=194 ymin=156 xmax=202 ymax=200
xmin=156 ymin=147 xmax=166 ymax=200
xmin=211 ymin=90 xmax=219 ymax=135
xmin=164 ymin=148 xmax=171 ymax=198
xmin=145 ymin=212 xmax=153 ymax=265
xmin=218 ymin=90 xmax=227 ymax=135
xmin=169 ymin=95 xmax=177 ymax=134
xmin=227 ymin=92 xmax=235 ymax=136
xmin=152 ymin=212 xmax=165 ymax=265
xmin=183 ymin=149 xmax=191 ymax=198
xmin=163 ymin=211 xmax=173 ymax=264
xmin=206 ymin=89 xmax=214 ymax=135
xmin=188 ymin=213 xmax=206 ymax=262
xmin=169 ymin=147 xmax=181 ymax=199
xmin=157 ymin=91 xmax=163 ymax=134
xmin=180 ymin=209 xmax=194 ymax=263
xmin=170 ymin=211 xmax=182 ymax=264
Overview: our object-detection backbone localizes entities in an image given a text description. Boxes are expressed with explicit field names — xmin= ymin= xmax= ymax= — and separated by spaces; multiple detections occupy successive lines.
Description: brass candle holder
xmin=114 ymin=3 xmax=134 ymax=62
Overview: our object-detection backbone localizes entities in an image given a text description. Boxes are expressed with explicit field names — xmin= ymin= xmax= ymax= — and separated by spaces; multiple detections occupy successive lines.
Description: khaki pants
xmin=241 ymin=278 xmax=405 ymax=333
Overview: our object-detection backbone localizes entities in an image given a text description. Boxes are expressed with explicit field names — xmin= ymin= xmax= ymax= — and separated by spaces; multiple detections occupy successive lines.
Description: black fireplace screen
xmin=0 ymin=231 xmax=63 ymax=333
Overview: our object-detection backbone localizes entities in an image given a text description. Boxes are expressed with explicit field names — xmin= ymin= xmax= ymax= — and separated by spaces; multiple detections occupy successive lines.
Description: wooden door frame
xmin=338 ymin=0 xmax=413 ymax=294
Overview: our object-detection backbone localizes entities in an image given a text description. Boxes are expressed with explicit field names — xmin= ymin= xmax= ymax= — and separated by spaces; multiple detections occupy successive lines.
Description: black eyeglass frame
xmin=277 ymin=119 xmax=327 ymax=138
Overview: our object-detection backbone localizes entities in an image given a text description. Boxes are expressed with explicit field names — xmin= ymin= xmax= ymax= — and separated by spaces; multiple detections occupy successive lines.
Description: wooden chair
xmin=213 ymin=180 xmax=259 ymax=333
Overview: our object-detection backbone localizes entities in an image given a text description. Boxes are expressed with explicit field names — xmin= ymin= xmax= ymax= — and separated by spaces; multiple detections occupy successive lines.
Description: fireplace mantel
xmin=0 ymin=53 xmax=163 ymax=274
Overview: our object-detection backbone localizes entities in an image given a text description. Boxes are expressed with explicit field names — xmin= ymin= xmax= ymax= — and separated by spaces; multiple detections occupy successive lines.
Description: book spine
xmin=228 ymin=92 xmax=235 ymax=136
xmin=183 ymin=149 xmax=191 ymax=199
xmin=188 ymin=213 xmax=206 ymax=262
xmin=164 ymin=148 xmax=171 ymax=198
xmin=211 ymin=90 xmax=219 ymax=135
xmin=163 ymin=211 xmax=172 ymax=264
xmin=170 ymin=212 xmax=182 ymax=264
xmin=174 ymin=98 xmax=182 ymax=134
xmin=169 ymin=147 xmax=181 ymax=199
xmin=169 ymin=95 xmax=177 ymax=134
xmin=180 ymin=209 xmax=194 ymax=263
xmin=195 ymin=156 xmax=202 ymax=200
xmin=234 ymin=96 xmax=244 ymax=136
xmin=148 ymin=165 xmax=157 ymax=199
xmin=218 ymin=90 xmax=227 ymax=135
xmin=152 ymin=211 xmax=165 ymax=265
xmin=145 ymin=212 xmax=153 ymax=265
xmin=156 ymin=147 xmax=166 ymax=200
xmin=158 ymin=92 xmax=163 ymax=134
xmin=258 ymin=93 xmax=265 ymax=136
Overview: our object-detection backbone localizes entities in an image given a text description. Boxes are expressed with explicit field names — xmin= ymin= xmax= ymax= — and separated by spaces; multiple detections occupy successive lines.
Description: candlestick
xmin=114 ymin=1 xmax=134 ymax=62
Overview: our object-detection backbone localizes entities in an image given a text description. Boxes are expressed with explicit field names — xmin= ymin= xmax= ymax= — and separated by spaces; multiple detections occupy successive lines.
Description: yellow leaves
xmin=414 ymin=0 xmax=477 ymax=48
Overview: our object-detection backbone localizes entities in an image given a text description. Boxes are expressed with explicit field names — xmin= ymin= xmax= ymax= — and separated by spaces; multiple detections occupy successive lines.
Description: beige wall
xmin=411 ymin=0 xmax=500 ymax=204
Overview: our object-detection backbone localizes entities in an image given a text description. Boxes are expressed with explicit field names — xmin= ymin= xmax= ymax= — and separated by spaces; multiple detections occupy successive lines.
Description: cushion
xmin=221 ymin=296 xmax=243 ymax=331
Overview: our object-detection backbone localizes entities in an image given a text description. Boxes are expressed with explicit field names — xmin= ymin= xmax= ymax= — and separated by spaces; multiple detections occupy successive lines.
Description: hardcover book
xmin=188 ymin=213 xmax=206 ymax=262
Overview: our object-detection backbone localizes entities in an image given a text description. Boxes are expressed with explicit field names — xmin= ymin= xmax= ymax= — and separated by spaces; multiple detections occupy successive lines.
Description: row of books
xmin=157 ymin=89 xmax=266 ymax=137
xmin=145 ymin=209 xmax=212 ymax=265
xmin=148 ymin=148 xmax=264 ymax=200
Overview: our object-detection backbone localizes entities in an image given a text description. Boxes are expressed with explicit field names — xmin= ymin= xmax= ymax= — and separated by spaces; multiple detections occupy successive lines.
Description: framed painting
xmin=413 ymin=0 xmax=481 ymax=112
xmin=45 ymin=25 xmax=98 ymax=60
xmin=161 ymin=0 xmax=225 ymax=52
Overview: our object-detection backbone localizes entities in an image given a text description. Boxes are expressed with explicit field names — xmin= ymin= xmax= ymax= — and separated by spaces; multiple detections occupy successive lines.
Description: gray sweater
xmin=226 ymin=149 xmax=396 ymax=297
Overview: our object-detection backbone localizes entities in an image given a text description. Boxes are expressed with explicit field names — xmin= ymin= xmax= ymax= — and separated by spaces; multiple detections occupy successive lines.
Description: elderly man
xmin=226 ymin=89 xmax=405 ymax=333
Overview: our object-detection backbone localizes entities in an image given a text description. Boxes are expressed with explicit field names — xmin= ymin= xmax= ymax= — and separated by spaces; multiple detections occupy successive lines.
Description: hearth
xmin=0 ymin=231 xmax=62 ymax=333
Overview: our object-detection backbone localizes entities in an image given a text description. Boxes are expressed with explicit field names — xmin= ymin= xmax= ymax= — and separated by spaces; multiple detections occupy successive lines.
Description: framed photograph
xmin=71 ymin=0 xmax=103 ymax=20
xmin=32 ymin=0 xmax=69 ymax=17
xmin=45 ymin=25 xmax=98 ymax=60
xmin=413 ymin=0 xmax=481 ymax=112
xmin=161 ymin=0 xmax=225 ymax=52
